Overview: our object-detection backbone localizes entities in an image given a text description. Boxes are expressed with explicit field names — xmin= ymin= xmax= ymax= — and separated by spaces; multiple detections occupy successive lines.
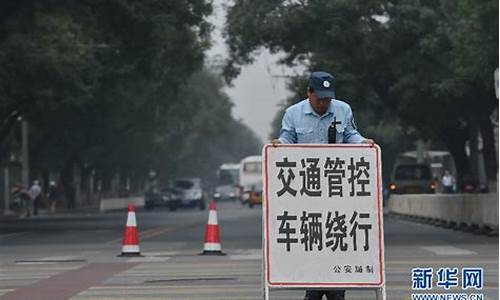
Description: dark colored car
xmin=145 ymin=187 xmax=182 ymax=211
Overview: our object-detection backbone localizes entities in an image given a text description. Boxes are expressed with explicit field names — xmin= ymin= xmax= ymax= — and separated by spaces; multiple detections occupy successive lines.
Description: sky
xmin=206 ymin=1 xmax=304 ymax=143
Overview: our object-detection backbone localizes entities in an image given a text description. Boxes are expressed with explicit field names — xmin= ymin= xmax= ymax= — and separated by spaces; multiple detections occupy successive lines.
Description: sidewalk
xmin=0 ymin=205 xmax=100 ymax=221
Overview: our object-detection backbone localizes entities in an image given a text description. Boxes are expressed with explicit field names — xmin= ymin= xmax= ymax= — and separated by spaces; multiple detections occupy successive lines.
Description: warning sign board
xmin=262 ymin=144 xmax=385 ymax=288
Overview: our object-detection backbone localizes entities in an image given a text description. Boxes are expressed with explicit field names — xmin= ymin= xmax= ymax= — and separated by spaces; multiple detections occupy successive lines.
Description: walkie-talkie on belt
xmin=328 ymin=116 xmax=341 ymax=144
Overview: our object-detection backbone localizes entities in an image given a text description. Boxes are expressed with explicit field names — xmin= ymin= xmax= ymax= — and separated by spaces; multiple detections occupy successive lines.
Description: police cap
xmin=309 ymin=71 xmax=335 ymax=99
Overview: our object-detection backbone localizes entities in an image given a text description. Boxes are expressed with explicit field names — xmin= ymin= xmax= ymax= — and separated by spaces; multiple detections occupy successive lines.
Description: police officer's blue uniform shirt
xmin=278 ymin=98 xmax=365 ymax=144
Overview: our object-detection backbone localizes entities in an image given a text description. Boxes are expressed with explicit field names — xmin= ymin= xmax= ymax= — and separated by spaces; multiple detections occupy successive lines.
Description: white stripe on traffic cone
xmin=200 ymin=201 xmax=225 ymax=255
xmin=119 ymin=204 xmax=141 ymax=256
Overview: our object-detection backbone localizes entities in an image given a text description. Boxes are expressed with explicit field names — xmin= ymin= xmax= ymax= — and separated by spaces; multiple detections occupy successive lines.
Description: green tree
xmin=225 ymin=0 xmax=498 ymax=183
xmin=0 ymin=1 xmax=213 ymax=188
xmin=152 ymin=68 xmax=262 ymax=184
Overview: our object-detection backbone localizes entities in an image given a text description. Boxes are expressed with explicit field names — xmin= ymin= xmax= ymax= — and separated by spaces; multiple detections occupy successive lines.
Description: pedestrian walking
xmin=47 ymin=181 xmax=59 ymax=213
xmin=29 ymin=180 xmax=42 ymax=216
xmin=441 ymin=170 xmax=455 ymax=194
xmin=272 ymin=71 xmax=374 ymax=300
xmin=11 ymin=183 xmax=32 ymax=217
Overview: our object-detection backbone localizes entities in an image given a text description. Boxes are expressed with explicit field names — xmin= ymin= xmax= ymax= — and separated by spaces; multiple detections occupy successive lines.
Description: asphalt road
xmin=0 ymin=201 xmax=498 ymax=300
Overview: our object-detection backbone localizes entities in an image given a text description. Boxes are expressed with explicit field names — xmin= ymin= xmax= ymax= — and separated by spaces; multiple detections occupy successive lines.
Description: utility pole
xmin=415 ymin=139 xmax=426 ymax=164
xmin=3 ymin=167 xmax=9 ymax=215
xmin=21 ymin=118 xmax=29 ymax=188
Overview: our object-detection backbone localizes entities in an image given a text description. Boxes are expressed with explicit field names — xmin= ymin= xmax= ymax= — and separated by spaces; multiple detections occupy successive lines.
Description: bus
xmin=218 ymin=163 xmax=240 ymax=186
xmin=238 ymin=155 xmax=263 ymax=207
xmin=213 ymin=163 xmax=240 ymax=201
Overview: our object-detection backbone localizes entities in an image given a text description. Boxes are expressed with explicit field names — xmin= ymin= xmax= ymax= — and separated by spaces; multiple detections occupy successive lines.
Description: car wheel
xmin=169 ymin=204 xmax=177 ymax=211
xmin=145 ymin=204 xmax=153 ymax=210
xmin=199 ymin=200 xmax=206 ymax=210
xmin=249 ymin=202 xmax=254 ymax=208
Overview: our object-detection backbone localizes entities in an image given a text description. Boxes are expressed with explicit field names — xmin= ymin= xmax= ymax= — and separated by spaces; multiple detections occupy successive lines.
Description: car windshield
xmin=174 ymin=180 xmax=194 ymax=189
xmin=218 ymin=169 xmax=239 ymax=185
xmin=243 ymin=162 xmax=261 ymax=173
xmin=174 ymin=179 xmax=200 ymax=189
xmin=160 ymin=187 xmax=178 ymax=193
xmin=395 ymin=165 xmax=432 ymax=180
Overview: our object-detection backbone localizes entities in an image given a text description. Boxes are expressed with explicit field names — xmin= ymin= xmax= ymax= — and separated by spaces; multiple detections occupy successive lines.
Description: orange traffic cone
xmin=119 ymin=204 xmax=141 ymax=257
xmin=200 ymin=201 xmax=225 ymax=255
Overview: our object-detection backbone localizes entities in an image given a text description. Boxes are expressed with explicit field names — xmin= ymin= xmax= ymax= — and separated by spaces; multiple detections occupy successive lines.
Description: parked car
xmin=174 ymin=178 xmax=206 ymax=210
xmin=145 ymin=187 xmax=181 ymax=211
xmin=388 ymin=163 xmax=437 ymax=194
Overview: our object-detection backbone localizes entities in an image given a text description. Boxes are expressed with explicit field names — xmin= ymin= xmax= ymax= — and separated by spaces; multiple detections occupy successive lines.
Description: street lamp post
xmin=3 ymin=166 xmax=9 ymax=215
xmin=3 ymin=116 xmax=27 ymax=216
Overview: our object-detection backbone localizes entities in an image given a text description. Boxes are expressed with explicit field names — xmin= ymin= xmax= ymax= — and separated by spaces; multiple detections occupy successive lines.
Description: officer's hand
xmin=362 ymin=138 xmax=375 ymax=145
xmin=271 ymin=139 xmax=281 ymax=147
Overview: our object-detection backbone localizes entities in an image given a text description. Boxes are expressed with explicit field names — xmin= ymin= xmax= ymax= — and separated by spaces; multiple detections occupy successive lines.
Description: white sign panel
xmin=263 ymin=144 xmax=385 ymax=288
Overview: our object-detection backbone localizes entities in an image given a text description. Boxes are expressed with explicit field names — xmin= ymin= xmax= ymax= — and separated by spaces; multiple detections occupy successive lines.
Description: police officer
xmin=272 ymin=71 xmax=374 ymax=300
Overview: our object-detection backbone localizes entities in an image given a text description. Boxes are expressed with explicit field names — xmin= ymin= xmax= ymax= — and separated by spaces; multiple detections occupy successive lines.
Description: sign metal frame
xmin=262 ymin=144 xmax=386 ymax=299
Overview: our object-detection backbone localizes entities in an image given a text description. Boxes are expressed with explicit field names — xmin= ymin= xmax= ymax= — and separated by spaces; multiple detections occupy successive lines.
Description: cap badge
xmin=323 ymin=80 xmax=330 ymax=88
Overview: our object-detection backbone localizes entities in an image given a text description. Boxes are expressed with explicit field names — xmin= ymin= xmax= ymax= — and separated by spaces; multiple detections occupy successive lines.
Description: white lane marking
xmin=421 ymin=246 xmax=477 ymax=255
xmin=15 ymin=261 xmax=59 ymax=265
xmin=15 ymin=255 xmax=85 ymax=264
xmin=140 ymin=251 xmax=184 ymax=256
xmin=0 ymin=289 xmax=16 ymax=296
xmin=126 ymin=256 xmax=170 ymax=263
xmin=39 ymin=255 xmax=83 ymax=260
xmin=229 ymin=249 xmax=261 ymax=260
xmin=0 ymin=232 xmax=27 ymax=238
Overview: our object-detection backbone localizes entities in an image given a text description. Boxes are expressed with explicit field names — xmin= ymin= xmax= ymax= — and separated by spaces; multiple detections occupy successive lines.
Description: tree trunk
xmin=60 ymin=158 xmax=75 ymax=209
xmin=467 ymin=116 xmax=480 ymax=183
xmin=440 ymin=125 xmax=470 ymax=181
xmin=73 ymin=164 xmax=82 ymax=207
xmin=479 ymin=113 xmax=498 ymax=181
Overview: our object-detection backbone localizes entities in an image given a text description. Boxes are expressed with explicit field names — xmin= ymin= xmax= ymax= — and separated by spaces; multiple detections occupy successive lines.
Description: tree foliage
xmin=225 ymin=0 xmax=498 ymax=182
xmin=0 ymin=1 xmax=262 ymax=197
